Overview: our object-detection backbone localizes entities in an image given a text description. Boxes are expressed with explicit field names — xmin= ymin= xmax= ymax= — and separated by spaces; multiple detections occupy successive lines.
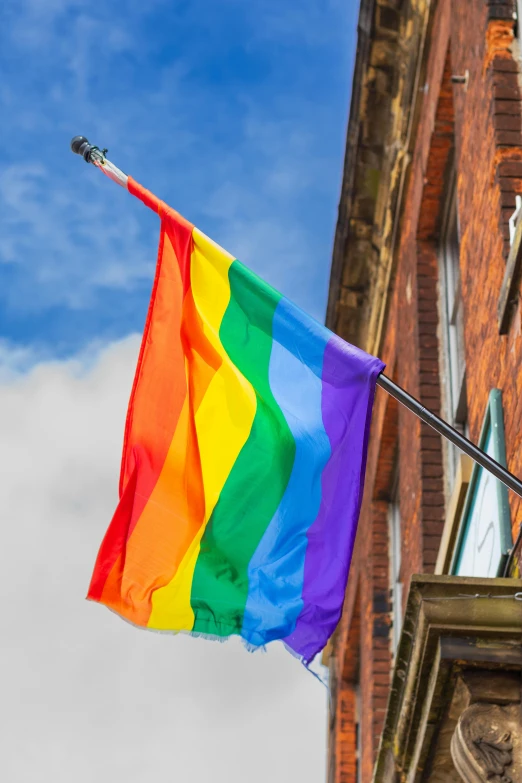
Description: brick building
xmin=325 ymin=1 xmax=522 ymax=781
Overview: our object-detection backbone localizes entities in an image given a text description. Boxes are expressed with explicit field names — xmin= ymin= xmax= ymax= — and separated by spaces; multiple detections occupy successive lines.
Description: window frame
xmin=388 ymin=470 xmax=402 ymax=655
xmin=450 ymin=390 xmax=512 ymax=577
xmin=355 ymin=683 xmax=362 ymax=783
xmin=438 ymin=167 xmax=468 ymax=496
xmin=439 ymin=170 xmax=467 ymax=427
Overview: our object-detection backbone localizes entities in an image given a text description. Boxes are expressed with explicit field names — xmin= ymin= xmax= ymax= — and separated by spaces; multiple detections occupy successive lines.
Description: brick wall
xmin=451 ymin=0 xmax=522 ymax=535
xmin=329 ymin=0 xmax=522 ymax=781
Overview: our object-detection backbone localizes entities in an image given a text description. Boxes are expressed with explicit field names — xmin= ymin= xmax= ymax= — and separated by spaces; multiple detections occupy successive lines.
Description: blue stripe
xmin=241 ymin=296 xmax=331 ymax=647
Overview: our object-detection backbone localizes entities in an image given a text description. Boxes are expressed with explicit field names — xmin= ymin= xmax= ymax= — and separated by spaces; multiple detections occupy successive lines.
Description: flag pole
xmin=376 ymin=377 xmax=522 ymax=499
xmin=70 ymin=135 xmax=522 ymax=503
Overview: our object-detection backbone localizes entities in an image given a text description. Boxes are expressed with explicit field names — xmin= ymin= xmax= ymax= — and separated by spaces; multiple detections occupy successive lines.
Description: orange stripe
xmin=88 ymin=220 xmax=190 ymax=602
xmin=92 ymin=215 xmax=225 ymax=625
xmin=120 ymin=182 xmax=194 ymax=497
xmin=107 ymin=397 xmax=202 ymax=625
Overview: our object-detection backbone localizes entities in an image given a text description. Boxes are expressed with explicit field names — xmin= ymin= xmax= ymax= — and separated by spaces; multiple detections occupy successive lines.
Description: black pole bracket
xmin=70 ymin=136 xmax=108 ymax=164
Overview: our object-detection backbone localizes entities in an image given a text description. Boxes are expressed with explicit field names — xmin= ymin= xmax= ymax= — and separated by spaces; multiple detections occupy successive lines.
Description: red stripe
xmin=88 ymin=180 xmax=194 ymax=602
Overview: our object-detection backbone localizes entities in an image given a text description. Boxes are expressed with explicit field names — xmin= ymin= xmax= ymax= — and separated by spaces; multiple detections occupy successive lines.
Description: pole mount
xmin=69 ymin=135 xmax=127 ymax=187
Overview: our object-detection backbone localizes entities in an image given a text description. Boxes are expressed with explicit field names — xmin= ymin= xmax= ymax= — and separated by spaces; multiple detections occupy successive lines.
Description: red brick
xmin=502 ymin=206 xmax=518 ymax=222
xmin=422 ymin=463 xmax=444 ymax=478
xmin=497 ymin=130 xmax=522 ymax=145
xmin=501 ymin=190 xmax=518 ymax=207
xmin=498 ymin=176 xmax=522 ymax=191
xmin=491 ymin=56 xmax=519 ymax=72
xmin=494 ymin=113 xmax=522 ymax=131
xmin=495 ymin=99 xmax=522 ymax=115
xmin=492 ymin=70 xmax=520 ymax=88
xmin=423 ymin=520 xmax=445 ymax=536
xmin=493 ymin=84 xmax=520 ymax=100
xmin=498 ymin=160 xmax=522 ymax=176
xmin=420 ymin=435 xmax=444 ymax=451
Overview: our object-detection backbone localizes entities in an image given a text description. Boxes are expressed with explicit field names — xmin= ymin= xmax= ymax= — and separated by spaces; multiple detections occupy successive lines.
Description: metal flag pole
xmin=70 ymin=135 xmax=522 ymax=504
xmin=377 ymin=375 xmax=522 ymax=499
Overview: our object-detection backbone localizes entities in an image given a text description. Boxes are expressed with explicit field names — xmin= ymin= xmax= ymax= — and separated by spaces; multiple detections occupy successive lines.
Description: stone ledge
xmin=372 ymin=575 xmax=522 ymax=782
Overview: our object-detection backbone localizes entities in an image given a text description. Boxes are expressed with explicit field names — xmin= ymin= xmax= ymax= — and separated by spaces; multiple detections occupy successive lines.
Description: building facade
xmin=326 ymin=1 xmax=522 ymax=780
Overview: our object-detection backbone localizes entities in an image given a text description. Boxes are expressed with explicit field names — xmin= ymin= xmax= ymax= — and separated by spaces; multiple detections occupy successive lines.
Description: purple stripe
xmin=283 ymin=335 xmax=384 ymax=664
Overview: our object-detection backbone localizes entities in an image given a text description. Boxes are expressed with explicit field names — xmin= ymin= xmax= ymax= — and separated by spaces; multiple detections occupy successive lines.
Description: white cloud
xmin=0 ymin=163 xmax=155 ymax=311
xmin=0 ymin=337 xmax=326 ymax=782
xmin=0 ymin=339 xmax=42 ymax=381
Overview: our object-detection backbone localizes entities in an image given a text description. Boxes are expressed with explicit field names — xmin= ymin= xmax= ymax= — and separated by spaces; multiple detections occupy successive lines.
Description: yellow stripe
xmin=148 ymin=228 xmax=257 ymax=630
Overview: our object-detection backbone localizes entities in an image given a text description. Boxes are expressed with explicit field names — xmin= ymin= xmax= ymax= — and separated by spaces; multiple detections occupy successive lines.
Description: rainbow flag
xmin=88 ymin=178 xmax=384 ymax=665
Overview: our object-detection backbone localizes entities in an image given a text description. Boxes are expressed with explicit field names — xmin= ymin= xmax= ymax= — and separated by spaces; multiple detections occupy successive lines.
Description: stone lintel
xmin=372 ymin=575 xmax=522 ymax=782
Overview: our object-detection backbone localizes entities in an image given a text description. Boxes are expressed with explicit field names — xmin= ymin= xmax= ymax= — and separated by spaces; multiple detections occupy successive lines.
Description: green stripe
xmin=190 ymin=260 xmax=296 ymax=636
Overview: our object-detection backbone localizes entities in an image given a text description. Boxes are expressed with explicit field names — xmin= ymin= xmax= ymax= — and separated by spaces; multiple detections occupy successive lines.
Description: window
xmin=439 ymin=173 xmax=468 ymax=491
xmin=355 ymin=684 xmax=362 ymax=783
xmin=508 ymin=194 xmax=522 ymax=245
xmin=388 ymin=471 xmax=402 ymax=655
xmin=451 ymin=391 xmax=512 ymax=577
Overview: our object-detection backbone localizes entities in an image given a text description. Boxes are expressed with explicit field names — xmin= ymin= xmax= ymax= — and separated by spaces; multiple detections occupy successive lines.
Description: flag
xmin=88 ymin=177 xmax=385 ymax=665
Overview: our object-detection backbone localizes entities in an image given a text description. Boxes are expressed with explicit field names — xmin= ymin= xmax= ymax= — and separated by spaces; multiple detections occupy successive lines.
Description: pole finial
xmin=70 ymin=135 xmax=95 ymax=162
xmin=69 ymin=136 xmax=127 ymax=188
xmin=70 ymin=136 xmax=108 ymax=164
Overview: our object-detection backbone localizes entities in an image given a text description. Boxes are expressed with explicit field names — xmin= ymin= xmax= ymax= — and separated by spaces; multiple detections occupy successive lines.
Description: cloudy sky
xmin=1 ymin=1 xmax=358 ymax=780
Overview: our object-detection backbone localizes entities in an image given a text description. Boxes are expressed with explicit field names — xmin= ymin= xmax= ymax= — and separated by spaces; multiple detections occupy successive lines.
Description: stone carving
xmin=451 ymin=703 xmax=521 ymax=783
xmin=473 ymin=733 xmax=513 ymax=781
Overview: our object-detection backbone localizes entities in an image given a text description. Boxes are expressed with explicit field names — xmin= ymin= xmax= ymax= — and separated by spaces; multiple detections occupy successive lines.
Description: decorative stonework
xmin=474 ymin=733 xmax=513 ymax=780
xmin=326 ymin=0 xmax=431 ymax=354
xmin=451 ymin=703 xmax=521 ymax=783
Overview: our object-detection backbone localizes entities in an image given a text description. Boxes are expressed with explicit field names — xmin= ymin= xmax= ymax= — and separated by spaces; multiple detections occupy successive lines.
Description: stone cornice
xmin=326 ymin=0 xmax=433 ymax=355
xmin=372 ymin=575 xmax=522 ymax=782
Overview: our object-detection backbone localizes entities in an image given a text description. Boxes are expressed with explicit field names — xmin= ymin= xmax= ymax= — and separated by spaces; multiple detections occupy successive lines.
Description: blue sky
xmin=1 ymin=0 xmax=359 ymax=362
